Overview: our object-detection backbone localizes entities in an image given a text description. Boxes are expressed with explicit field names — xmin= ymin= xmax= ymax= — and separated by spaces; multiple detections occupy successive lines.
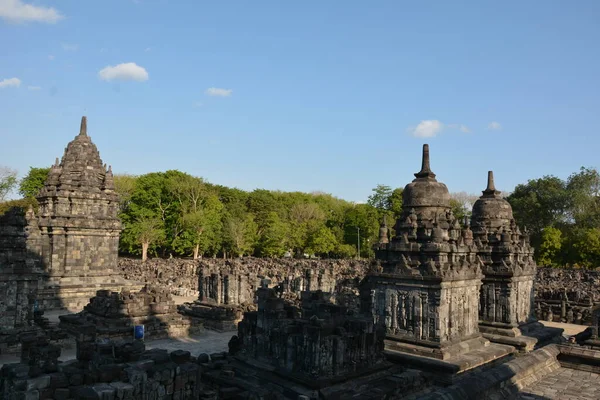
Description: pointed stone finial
xmin=414 ymin=144 xmax=436 ymax=180
xmin=79 ymin=116 xmax=87 ymax=136
xmin=486 ymin=171 xmax=496 ymax=191
xmin=54 ymin=157 xmax=60 ymax=167
xmin=378 ymin=215 xmax=389 ymax=244
xmin=482 ymin=170 xmax=501 ymax=197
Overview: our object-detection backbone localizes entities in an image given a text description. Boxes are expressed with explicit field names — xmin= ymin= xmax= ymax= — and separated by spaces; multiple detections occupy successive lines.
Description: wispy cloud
xmin=488 ymin=121 xmax=502 ymax=130
xmin=48 ymin=54 xmax=55 ymax=60
xmin=27 ymin=85 xmax=41 ymax=90
xmin=408 ymin=120 xmax=472 ymax=138
xmin=61 ymin=43 xmax=78 ymax=51
xmin=144 ymin=47 xmax=151 ymax=52
xmin=0 ymin=77 xmax=21 ymax=88
xmin=447 ymin=123 xmax=471 ymax=133
xmin=98 ymin=62 xmax=149 ymax=82
xmin=0 ymin=0 xmax=63 ymax=24
xmin=407 ymin=120 xmax=444 ymax=138
xmin=205 ymin=87 xmax=232 ymax=97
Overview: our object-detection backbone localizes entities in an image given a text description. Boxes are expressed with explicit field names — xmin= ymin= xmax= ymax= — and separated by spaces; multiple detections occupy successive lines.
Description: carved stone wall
xmin=235 ymin=288 xmax=386 ymax=383
xmin=59 ymin=285 xmax=201 ymax=340
xmin=471 ymin=171 xmax=537 ymax=333
xmin=368 ymin=144 xmax=488 ymax=359
xmin=0 ymin=207 xmax=46 ymax=353
xmin=118 ymin=257 xmax=370 ymax=305
xmin=0 ymin=117 xmax=143 ymax=312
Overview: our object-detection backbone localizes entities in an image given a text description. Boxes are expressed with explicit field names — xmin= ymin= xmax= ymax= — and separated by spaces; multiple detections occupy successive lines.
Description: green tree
xmin=258 ymin=212 xmax=289 ymax=257
xmin=113 ymin=174 xmax=138 ymax=212
xmin=538 ymin=227 xmax=563 ymax=267
xmin=344 ymin=203 xmax=379 ymax=258
xmin=450 ymin=192 xmax=478 ymax=222
xmin=306 ymin=225 xmax=337 ymax=256
xmin=389 ymin=188 xmax=404 ymax=219
xmin=168 ymin=173 xmax=224 ymax=259
xmin=18 ymin=167 xmax=50 ymax=199
xmin=224 ymin=214 xmax=258 ymax=257
xmin=566 ymin=167 xmax=600 ymax=227
xmin=288 ymin=202 xmax=326 ymax=255
xmin=126 ymin=215 xmax=165 ymax=261
xmin=571 ymin=228 xmax=600 ymax=268
xmin=119 ymin=172 xmax=177 ymax=256
xmin=506 ymin=176 xmax=569 ymax=248
xmin=0 ymin=166 xmax=18 ymax=202
xmin=367 ymin=184 xmax=392 ymax=210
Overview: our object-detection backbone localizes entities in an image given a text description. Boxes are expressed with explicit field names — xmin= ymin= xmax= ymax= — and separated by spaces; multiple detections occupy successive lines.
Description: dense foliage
xmin=114 ymin=171 xmax=401 ymax=259
xmin=10 ymin=164 xmax=600 ymax=267
xmin=19 ymin=167 xmax=50 ymax=198
xmin=507 ymin=167 xmax=600 ymax=268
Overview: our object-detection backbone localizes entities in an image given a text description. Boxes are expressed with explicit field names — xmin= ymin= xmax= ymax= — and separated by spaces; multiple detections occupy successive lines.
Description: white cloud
xmin=447 ymin=123 xmax=471 ymax=133
xmin=48 ymin=54 xmax=54 ymax=60
xmin=144 ymin=47 xmax=151 ymax=52
xmin=61 ymin=43 xmax=78 ymax=51
xmin=408 ymin=120 xmax=444 ymax=138
xmin=205 ymin=87 xmax=232 ymax=97
xmin=0 ymin=77 xmax=21 ymax=88
xmin=98 ymin=62 xmax=149 ymax=82
xmin=0 ymin=0 xmax=63 ymax=23
xmin=27 ymin=85 xmax=41 ymax=90
xmin=488 ymin=121 xmax=502 ymax=130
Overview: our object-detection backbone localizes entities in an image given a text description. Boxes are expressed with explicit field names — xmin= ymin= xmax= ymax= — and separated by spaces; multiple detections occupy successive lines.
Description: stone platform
xmin=385 ymin=340 xmax=515 ymax=383
xmin=480 ymin=320 xmax=565 ymax=352
xmin=37 ymin=275 xmax=144 ymax=312
xmin=59 ymin=286 xmax=202 ymax=340
xmin=408 ymin=344 xmax=600 ymax=399
xmin=178 ymin=301 xmax=249 ymax=332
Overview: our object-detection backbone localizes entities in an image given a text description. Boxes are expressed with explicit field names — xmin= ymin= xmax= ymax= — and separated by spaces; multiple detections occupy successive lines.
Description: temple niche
xmin=33 ymin=117 xmax=142 ymax=311
xmin=365 ymin=144 xmax=513 ymax=374
xmin=472 ymin=171 xmax=563 ymax=351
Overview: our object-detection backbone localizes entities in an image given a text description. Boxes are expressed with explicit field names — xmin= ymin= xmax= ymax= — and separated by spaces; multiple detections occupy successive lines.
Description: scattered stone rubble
xmin=234 ymin=288 xmax=387 ymax=382
xmin=6 ymin=123 xmax=600 ymax=399
xmin=118 ymin=257 xmax=369 ymax=301
xmin=0 ymin=325 xmax=213 ymax=400
xmin=535 ymin=267 xmax=599 ymax=325
xmin=59 ymin=285 xmax=202 ymax=340
xmin=172 ymin=257 xmax=369 ymax=331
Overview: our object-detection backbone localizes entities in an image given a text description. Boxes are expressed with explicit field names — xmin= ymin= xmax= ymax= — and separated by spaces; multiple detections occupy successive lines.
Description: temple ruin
xmin=367 ymin=144 xmax=513 ymax=375
xmin=472 ymin=171 xmax=562 ymax=351
xmin=4 ymin=119 xmax=600 ymax=399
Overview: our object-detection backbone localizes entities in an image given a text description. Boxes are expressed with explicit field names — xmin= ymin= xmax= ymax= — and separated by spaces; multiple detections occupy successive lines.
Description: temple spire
xmin=482 ymin=170 xmax=500 ymax=197
xmin=414 ymin=144 xmax=437 ymax=180
xmin=378 ymin=215 xmax=389 ymax=244
xmin=79 ymin=116 xmax=87 ymax=136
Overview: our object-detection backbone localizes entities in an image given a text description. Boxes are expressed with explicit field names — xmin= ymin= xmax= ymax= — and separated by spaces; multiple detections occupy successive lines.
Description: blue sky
xmin=1 ymin=1 xmax=599 ymax=202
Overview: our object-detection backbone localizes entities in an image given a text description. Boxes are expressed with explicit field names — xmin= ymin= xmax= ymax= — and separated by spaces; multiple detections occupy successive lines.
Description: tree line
xmin=506 ymin=167 xmax=600 ymax=268
xmin=3 ymin=165 xmax=600 ymax=267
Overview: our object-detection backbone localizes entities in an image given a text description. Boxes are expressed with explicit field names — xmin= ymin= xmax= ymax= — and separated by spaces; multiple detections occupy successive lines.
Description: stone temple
xmin=3 ymin=117 xmax=141 ymax=313
xmin=472 ymin=171 xmax=562 ymax=351
xmin=366 ymin=144 xmax=514 ymax=375
xmin=4 ymin=125 xmax=600 ymax=399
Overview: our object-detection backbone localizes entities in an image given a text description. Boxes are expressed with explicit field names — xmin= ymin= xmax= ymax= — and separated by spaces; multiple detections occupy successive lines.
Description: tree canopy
xmin=507 ymin=166 xmax=600 ymax=268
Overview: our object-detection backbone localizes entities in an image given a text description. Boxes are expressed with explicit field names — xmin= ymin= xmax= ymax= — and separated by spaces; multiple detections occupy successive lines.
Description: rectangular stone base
xmin=480 ymin=321 xmax=564 ymax=352
xmin=385 ymin=342 xmax=515 ymax=384
xmin=37 ymin=276 xmax=143 ymax=312
xmin=384 ymin=334 xmax=490 ymax=361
